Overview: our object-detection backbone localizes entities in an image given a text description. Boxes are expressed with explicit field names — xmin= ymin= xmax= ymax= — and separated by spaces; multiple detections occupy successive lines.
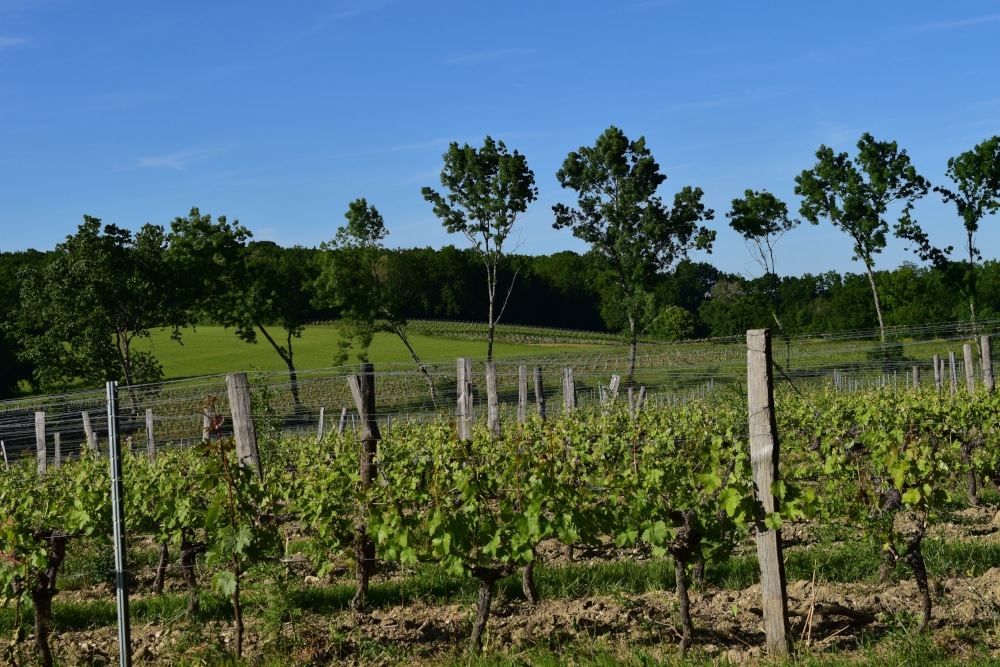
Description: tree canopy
xmin=422 ymin=136 xmax=537 ymax=361
xmin=553 ymin=125 xmax=715 ymax=382
xmin=794 ymin=132 xmax=929 ymax=343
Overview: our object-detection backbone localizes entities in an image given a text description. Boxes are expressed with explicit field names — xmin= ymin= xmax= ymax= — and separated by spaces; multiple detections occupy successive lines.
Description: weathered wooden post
xmin=82 ymin=411 xmax=99 ymax=455
xmin=317 ymin=407 xmax=325 ymax=442
xmin=983 ymin=335 xmax=994 ymax=392
xmin=347 ymin=363 xmax=380 ymax=613
xmin=456 ymin=358 xmax=474 ymax=441
xmin=486 ymin=362 xmax=501 ymax=439
xmin=338 ymin=407 xmax=348 ymax=435
xmin=747 ymin=329 xmax=790 ymax=656
xmin=533 ymin=367 xmax=546 ymax=422
xmin=145 ymin=408 xmax=155 ymax=463
xmin=226 ymin=372 xmax=262 ymax=481
xmin=517 ymin=365 xmax=528 ymax=424
xmin=562 ymin=367 xmax=576 ymax=414
xmin=53 ymin=433 xmax=61 ymax=468
xmin=964 ymin=343 xmax=976 ymax=394
xmin=912 ymin=365 xmax=919 ymax=390
xmin=1 ymin=441 xmax=8 ymax=469
xmin=949 ymin=352 xmax=958 ymax=396
xmin=35 ymin=411 xmax=46 ymax=474
xmin=933 ymin=355 xmax=941 ymax=392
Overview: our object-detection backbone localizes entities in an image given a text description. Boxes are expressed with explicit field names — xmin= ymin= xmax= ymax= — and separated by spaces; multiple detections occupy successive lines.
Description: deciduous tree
xmin=422 ymin=137 xmax=537 ymax=361
xmin=794 ymin=133 xmax=929 ymax=343
xmin=15 ymin=217 xmax=181 ymax=393
xmin=934 ymin=136 xmax=1000 ymax=322
xmin=553 ymin=126 xmax=714 ymax=383
xmin=315 ymin=198 xmax=436 ymax=403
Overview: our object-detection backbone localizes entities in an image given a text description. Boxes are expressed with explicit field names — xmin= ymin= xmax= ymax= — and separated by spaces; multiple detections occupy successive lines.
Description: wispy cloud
xmin=908 ymin=13 xmax=1000 ymax=32
xmin=0 ymin=36 xmax=26 ymax=48
xmin=446 ymin=48 xmax=531 ymax=66
xmin=661 ymin=87 xmax=798 ymax=114
xmin=308 ymin=0 xmax=393 ymax=32
xmin=138 ymin=147 xmax=224 ymax=171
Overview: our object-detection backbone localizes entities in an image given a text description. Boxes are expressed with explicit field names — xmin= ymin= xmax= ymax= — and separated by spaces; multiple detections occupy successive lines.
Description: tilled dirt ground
xmin=15 ymin=508 xmax=1000 ymax=665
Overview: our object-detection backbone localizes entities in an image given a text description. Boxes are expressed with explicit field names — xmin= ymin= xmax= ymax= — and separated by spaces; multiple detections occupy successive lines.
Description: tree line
xmin=0 ymin=127 xmax=997 ymax=397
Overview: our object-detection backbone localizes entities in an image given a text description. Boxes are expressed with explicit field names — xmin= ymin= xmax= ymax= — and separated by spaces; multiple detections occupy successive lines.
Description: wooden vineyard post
xmin=964 ymin=344 xmax=976 ymax=394
xmin=82 ymin=411 xmax=99 ymax=455
xmin=347 ymin=363 xmax=381 ymax=613
xmin=35 ymin=411 xmax=46 ymax=474
xmin=562 ymin=367 xmax=576 ymax=414
xmin=517 ymin=365 xmax=528 ymax=424
xmin=226 ymin=372 xmax=262 ymax=481
xmin=983 ymin=336 xmax=994 ymax=392
xmin=317 ymin=407 xmax=325 ymax=442
xmin=533 ymin=367 xmax=546 ymax=422
xmin=949 ymin=352 xmax=958 ymax=396
xmin=145 ymin=409 xmax=155 ymax=463
xmin=456 ymin=358 xmax=474 ymax=442
xmin=338 ymin=407 xmax=348 ymax=435
xmin=1 ymin=441 xmax=8 ymax=469
xmin=53 ymin=433 xmax=61 ymax=468
xmin=933 ymin=355 xmax=942 ymax=393
xmin=746 ymin=329 xmax=790 ymax=656
xmin=486 ymin=362 xmax=501 ymax=439
xmin=912 ymin=366 xmax=919 ymax=390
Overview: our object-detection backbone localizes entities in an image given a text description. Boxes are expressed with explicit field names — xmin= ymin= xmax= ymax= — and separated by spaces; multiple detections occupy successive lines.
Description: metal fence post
xmin=106 ymin=381 xmax=132 ymax=667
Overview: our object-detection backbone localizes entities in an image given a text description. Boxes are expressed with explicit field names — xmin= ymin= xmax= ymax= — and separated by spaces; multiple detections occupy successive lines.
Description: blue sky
xmin=2 ymin=0 xmax=999 ymax=279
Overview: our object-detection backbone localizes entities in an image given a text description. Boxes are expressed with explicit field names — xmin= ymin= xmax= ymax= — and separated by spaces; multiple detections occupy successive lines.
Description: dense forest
xmin=1 ymin=238 xmax=998 ymax=398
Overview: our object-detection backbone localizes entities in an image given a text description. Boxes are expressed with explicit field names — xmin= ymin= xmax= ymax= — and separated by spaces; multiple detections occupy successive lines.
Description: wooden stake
xmin=964 ymin=343 xmax=976 ymax=394
xmin=983 ymin=335 xmax=994 ymax=392
xmin=533 ymin=367 xmax=546 ymax=422
xmin=146 ymin=408 xmax=155 ymax=463
xmin=747 ymin=329 xmax=790 ymax=656
xmin=35 ymin=411 xmax=46 ymax=474
xmin=486 ymin=362 xmax=500 ymax=439
xmin=517 ymin=365 xmax=528 ymax=424
xmin=226 ymin=372 xmax=262 ymax=480
xmin=456 ymin=358 xmax=474 ymax=442
xmin=82 ymin=410 xmax=98 ymax=455
xmin=317 ymin=407 xmax=325 ymax=442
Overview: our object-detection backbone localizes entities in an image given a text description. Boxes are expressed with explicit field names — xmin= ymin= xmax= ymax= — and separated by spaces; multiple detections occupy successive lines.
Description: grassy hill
xmin=135 ymin=322 xmax=614 ymax=381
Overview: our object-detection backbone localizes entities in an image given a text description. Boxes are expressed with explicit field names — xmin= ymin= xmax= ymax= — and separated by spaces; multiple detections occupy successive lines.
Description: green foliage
xmin=423 ymin=136 xmax=538 ymax=361
xmin=795 ymin=133 xmax=930 ymax=342
xmin=14 ymin=217 xmax=181 ymax=392
xmin=553 ymin=126 xmax=715 ymax=379
xmin=726 ymin=189 xmax=800 ymax=277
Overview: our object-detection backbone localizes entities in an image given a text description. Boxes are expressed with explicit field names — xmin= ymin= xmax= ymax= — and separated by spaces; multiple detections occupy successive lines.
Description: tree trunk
xmin=31 ymin=529 xmax=67 ymax=667
xmin=390 ymin=323 xmax=437 ymax=406
xmin=231 ymin=560 xmax=244 ymax=658
xmin=522 ymin=557 xmax=539 ymax=604
xmin=153 ymin=542 xmax=169 ymax=595
xmin=863 ymin=261 xmax=887 ymax=344
xmin=181 ymin=535 xmax=201 ymax=615
xmin=674 ymin=556 xmax=693 ymax=652
xmin=626 ymin=315 xmax=638 ymax=387
xmin=469 ymin=566 xmax=509 ymax=653
xmin=256 ymin=322 xmax=301 ymax=407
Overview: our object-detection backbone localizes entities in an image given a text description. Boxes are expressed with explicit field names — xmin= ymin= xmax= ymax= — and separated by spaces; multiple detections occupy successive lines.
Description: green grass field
xmin=135 ymin=323 xmax=609 ymax=381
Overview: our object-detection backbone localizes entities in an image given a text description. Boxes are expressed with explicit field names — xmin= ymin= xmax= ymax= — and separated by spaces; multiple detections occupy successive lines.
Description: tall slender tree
xmin=934 ymin=136 xmax=1000 ymax=323
xmin=794 ymin=133 xmax=929 ymax=344
xmin=422 ymin=136 xmax=537 ymax=361
xmin=553 ymin=126 xmax=714 ymax=384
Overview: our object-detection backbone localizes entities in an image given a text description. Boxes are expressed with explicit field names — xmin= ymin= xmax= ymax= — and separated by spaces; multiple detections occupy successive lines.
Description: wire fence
xmin=1 ymin=318 xmax=998 ymax=466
